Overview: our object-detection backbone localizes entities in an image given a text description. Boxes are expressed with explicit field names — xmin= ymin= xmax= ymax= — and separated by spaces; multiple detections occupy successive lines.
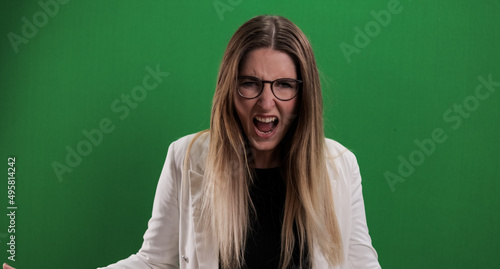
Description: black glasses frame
xmin=237 ymin=76 xmax=302 ymax=101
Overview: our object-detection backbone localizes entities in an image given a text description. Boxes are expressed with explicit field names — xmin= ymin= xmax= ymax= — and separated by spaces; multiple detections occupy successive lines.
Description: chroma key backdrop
xmin=1 ymin=0 xmax=499 ymax=268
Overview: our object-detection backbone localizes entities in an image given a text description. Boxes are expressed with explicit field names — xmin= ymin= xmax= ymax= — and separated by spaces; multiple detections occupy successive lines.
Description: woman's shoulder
xmin=324 ymin=138 xmax=362 ymax=192
xmin=167 ymin=131 xmax=210 ymax=171
xmin=170 ymin=131 xmax=209 ymax=151
xmin=324 ymin=137 xmax=357 ymax=164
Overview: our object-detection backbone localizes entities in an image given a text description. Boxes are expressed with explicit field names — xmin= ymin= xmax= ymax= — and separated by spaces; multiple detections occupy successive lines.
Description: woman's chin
xmin=248 ymin=138 xmax=280 ymax=156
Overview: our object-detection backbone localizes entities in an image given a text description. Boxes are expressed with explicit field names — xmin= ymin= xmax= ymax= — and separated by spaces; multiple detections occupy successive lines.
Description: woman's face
xmin=234 ymin=48 xmax=299 ymax=167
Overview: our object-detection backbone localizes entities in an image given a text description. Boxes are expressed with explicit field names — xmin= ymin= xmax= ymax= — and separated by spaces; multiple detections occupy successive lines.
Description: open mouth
xmin=253 ymin=116 xmax=279 ymax=135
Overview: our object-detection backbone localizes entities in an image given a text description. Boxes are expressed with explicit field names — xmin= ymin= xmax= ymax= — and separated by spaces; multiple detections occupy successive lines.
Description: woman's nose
xmin=257 ymin=83 xmax=276 ymax=110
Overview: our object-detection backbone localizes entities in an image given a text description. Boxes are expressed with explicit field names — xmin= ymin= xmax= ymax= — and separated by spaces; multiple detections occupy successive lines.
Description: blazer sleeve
xmin=345 ymin=151 xmax=381 ymax=269
xmin=97 ymin=140 xmax=183 ymax=269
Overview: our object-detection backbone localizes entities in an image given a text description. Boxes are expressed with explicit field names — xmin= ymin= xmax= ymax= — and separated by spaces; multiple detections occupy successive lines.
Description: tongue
xmin=255 ymin=121 xmax=274 ymax=133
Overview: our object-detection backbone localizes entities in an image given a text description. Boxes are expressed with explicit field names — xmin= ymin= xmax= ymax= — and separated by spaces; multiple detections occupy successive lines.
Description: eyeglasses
xmin=237 ymin=76 xmax=302 ymax=101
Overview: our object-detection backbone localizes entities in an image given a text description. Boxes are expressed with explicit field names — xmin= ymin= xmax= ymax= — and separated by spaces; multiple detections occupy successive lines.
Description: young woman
xmin=98 ymin=15 xmax=381 ymax=269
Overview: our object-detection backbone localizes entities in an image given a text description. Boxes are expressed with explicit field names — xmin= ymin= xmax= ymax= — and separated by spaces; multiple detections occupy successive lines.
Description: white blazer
xmin=99 ymin=133 xmax=381 ymax=269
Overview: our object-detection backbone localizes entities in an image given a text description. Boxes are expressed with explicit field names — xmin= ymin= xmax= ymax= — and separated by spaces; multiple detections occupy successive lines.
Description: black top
xmin=243 ymin=167 xmax=309 ymax=269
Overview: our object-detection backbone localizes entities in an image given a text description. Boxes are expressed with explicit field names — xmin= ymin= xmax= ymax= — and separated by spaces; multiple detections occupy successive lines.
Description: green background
xmin=1 ymin=0 xmax=499 ymax=268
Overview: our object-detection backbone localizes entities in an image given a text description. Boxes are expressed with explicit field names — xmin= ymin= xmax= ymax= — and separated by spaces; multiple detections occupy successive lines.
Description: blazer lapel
xmin=187 ymin=135 xmax=218 ymax=268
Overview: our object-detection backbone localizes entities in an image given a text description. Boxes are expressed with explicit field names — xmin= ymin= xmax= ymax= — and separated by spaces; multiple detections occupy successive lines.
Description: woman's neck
xmin=251 ymin=148 xmax=281 ymax=168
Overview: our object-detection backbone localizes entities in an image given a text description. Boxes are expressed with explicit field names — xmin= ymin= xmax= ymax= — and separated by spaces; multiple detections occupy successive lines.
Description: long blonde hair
xmin=199 ymin=15 xmax=343 ymax=269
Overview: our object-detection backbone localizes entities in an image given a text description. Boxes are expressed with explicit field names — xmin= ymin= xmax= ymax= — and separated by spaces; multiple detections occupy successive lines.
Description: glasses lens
xmin=238 ymin=77 xmax=261 ymax=98
xmin=273 ymin=79 xmax=299 ymax=100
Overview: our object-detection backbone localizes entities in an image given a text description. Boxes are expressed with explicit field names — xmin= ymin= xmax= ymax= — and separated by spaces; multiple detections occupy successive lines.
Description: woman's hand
xmin=3 ymin=263 xmax=15 ymax=269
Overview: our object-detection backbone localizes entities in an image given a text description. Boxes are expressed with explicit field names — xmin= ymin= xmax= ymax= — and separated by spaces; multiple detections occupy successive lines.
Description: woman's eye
xmin=277 ymin=81 xmax=293 ymax=88
xmin=242 ymin=81 xmax=259 ymax=88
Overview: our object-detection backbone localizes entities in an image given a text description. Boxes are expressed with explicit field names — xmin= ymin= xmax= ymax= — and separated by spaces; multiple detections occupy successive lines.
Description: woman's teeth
xmin=255 ymin=116 xmax=277 ymax=123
